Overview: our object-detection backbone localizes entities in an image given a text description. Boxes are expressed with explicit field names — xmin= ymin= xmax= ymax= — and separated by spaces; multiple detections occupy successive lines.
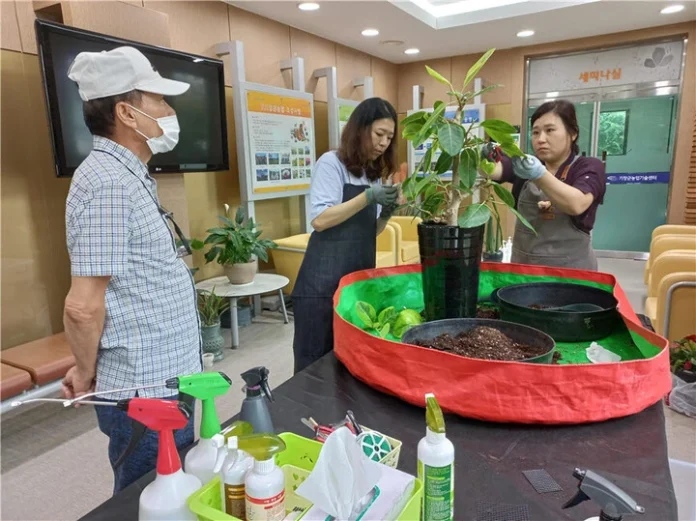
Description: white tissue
xmin=296 ymin=427 xmax=382 ymax=520
xmin=586 ymin=342 xmax=621 ymax=363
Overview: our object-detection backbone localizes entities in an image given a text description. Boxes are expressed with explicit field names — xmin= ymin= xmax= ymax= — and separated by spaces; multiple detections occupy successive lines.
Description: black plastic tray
xmin=495 ymin=282 xmax=620 ymax=342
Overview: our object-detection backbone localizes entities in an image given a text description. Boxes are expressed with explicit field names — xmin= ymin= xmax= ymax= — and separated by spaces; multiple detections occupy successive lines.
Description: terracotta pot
xmin=224 ymin=259 xmax=257 ymax=285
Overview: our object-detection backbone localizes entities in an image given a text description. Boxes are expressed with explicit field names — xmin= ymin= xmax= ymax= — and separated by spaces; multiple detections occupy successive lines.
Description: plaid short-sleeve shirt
xmin=66 ymin=137 xmax=201 ymax=399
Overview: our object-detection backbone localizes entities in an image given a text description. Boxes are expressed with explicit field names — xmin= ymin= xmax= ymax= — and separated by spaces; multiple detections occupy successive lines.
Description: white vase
xmin=224 ymin=259 xmax=258 ymax=285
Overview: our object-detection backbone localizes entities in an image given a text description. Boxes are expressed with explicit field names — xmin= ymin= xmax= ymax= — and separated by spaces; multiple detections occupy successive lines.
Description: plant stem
xmin=445 ymin=104 xmax=464 ymax=226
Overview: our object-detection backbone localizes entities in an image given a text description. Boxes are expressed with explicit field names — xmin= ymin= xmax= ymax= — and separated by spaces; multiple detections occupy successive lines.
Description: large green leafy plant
xmin=400 ymin=49 xmax=534 ymax=234
xmin=192 ymin=205 xmax=277 ymax=265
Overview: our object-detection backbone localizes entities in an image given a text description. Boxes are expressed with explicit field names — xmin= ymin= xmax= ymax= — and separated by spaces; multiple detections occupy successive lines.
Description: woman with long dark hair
xmin=488 ymin=100 xmax=606 ymax=270
xmin=292 ymin=98 xmax=399 ymax=373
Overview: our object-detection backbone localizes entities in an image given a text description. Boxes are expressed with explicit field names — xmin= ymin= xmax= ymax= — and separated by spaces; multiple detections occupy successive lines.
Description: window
xmin=598 ymin=110 xmax=628 ymax=156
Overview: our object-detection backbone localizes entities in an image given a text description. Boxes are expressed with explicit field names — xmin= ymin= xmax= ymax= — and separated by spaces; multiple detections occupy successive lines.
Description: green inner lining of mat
xmin=336 ymin=271 xmax=660 ymax=363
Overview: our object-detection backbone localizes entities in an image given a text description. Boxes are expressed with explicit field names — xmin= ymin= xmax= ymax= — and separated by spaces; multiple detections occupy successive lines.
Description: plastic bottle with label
xmin=245 ymin=457 xmax=285 ymax=521
xmin=212 ymin=435 xmax=254 ymax=520
xmin=417 ymin=393 xmax=455 ymax=521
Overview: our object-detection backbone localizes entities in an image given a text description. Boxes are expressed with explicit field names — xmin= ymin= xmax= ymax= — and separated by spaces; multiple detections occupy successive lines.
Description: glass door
xmin=591 ymin=96 xmax=677 ymax=252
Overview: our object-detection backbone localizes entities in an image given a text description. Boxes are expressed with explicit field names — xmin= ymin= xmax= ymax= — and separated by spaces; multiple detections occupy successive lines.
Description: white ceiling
xmin=229 ymin=0 xmax=695 ymax=63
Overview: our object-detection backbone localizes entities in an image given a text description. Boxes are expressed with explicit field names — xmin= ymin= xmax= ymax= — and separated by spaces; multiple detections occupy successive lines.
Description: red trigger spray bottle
xmin=113 ymin=398 xmax=202 ymax=521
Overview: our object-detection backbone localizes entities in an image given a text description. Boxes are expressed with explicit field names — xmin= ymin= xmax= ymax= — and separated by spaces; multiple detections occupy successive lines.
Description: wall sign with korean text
xmin=528 ymin=41 xmax=684 ymax=95
xmin=245 ymin=90 xmax=315 ymax=194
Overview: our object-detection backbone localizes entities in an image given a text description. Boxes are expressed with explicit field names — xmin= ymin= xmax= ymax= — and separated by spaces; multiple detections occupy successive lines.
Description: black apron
xmin=292 ymin=184 xmax=377 ymax=373
xmin=511 ymin=156 xmax=598 ymax=270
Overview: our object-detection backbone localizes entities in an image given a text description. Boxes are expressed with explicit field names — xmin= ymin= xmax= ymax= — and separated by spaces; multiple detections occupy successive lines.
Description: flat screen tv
xmin=35 ymin=20 xmax=229 ymax=177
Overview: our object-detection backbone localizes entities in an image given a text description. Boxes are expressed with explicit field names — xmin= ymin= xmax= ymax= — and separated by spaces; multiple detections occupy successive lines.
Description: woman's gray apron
xmin=292 ymin=184 xmax=377 ymax=373
xmin=511 ymin=157 xmax=598 ymax=270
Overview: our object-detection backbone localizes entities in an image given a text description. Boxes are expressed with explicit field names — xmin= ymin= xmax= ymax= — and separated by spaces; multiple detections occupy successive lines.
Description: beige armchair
xmin=388 ymin=216 xmax=422 ymax=265
xmin=644 ymin=226 xmax=696 ymax=284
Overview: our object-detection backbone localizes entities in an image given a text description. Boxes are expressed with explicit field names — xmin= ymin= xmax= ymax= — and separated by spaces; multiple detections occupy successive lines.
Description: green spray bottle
xmin=169 ymin=371 xmax=232 ymax=485
xmin=418 ymin=393 xmax=455 ymax=521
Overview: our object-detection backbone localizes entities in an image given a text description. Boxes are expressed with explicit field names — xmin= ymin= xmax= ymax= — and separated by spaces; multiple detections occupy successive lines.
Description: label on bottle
xmin=224 ymin=483 xmax=246 ymax=520
xmin=246 ymin=489 xmax=285 ymax=521
xmin=418 ymin=461 xmax=454 ymax=521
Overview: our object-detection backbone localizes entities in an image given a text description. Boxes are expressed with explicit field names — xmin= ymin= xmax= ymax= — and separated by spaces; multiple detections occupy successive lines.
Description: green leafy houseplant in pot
xmin=400 ymin=48 xmax=533 ymax=320
xmin=197 ymin=288 xmax=230 ymax=361
xmin=192 ymin=205 xmax=277 ymax=285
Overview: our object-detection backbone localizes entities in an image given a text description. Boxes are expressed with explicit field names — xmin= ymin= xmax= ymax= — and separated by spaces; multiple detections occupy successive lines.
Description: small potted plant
xmin=197 ymin=288 xmax=230 ymax=361
xmin=400 ymin=48 xmax=533 ymax=320
xmin=670 ymin=335 xmax=696 ymax=383
xmin=192 ymin=205 xmax=277 ymax=285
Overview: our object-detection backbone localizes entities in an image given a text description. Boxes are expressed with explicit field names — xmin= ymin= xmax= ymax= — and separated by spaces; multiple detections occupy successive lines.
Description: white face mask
xmin=127 ymin=104 xmax=180 ymax=154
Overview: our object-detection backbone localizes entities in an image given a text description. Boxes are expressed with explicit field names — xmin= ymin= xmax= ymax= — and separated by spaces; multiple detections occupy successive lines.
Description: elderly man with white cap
xmin=62 ymin=46 xmax=202 ymax=493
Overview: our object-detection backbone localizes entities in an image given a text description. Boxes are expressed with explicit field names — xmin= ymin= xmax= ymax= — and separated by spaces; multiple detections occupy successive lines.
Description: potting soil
xmin=336 ymin=270 xmax=658 ymax=364
xmin=416 ymin=326 xmax=548 ymax=361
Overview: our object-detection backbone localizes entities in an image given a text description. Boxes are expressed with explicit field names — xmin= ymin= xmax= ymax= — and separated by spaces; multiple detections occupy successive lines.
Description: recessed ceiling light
xmin=660 ymin=4 xmax=684 ymax=14
xmin=404 ymin=48 xmax=420 ymax=55
xmin=546 ymin=92 xmax=559 ymax=98
xmin=362 ymin=28 xmax=379 ymax=37
xmin=298 ymin=2 xmax=320 ymax=11
xmin=655 ymin=80 xmax=670 ymax=87
xmin=517 ymin=30 xmax=535 ymax=38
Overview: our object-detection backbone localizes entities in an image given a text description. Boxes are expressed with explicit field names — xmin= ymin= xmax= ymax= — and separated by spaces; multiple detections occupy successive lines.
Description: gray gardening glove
xmin=365 ymin=184 xmax=399 ymax=207
xmin=512 ymin=155 xmax=546 ymax=180
xmin=379 ymin=202 xmax=399 ymax=221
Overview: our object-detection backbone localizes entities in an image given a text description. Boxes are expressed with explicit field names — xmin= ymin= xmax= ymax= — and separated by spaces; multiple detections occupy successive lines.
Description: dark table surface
xmin=80 ymin=353 xmax=676 ymax=521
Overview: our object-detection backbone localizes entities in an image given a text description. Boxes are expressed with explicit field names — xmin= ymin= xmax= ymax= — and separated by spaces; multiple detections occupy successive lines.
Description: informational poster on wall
xmin=528 ymin=40 xmax=684 ymax=95
xmin=410 ymin=105 xmax=485 ymax=180
xmin=246 ymin=90 xmax=316 ymax=194
xmin=338 ymin=101 xmax=357 ymax=138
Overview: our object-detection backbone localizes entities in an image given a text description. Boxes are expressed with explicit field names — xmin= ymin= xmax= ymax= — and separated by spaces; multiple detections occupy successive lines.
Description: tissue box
xmin=298 ymin=465 xmax=416 ymax=521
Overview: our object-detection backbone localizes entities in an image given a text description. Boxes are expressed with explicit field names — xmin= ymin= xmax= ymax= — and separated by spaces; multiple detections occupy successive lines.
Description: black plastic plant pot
xmin=497 ymin=282 xmax=621 ymax=342
xmin=482 ymin=250 xmax=504 ymax=262
xmin=418 ymin=222 xmax=485 ymax=321
xmin=402 ymin=318 xmax=556 ymax=364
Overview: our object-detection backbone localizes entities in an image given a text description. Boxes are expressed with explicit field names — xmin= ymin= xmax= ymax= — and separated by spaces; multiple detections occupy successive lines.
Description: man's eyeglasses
xmin=159 ymin=206 xmax=192 ymax=258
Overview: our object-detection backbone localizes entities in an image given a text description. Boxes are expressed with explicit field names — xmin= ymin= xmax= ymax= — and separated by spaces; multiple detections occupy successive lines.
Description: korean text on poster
xmin=246 ymin=91 xmax=315 ymax=194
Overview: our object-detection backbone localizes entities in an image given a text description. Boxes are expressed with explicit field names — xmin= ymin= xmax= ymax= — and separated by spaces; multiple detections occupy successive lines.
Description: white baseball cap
xmin=67 ymin=46 xmax=190 ymax=101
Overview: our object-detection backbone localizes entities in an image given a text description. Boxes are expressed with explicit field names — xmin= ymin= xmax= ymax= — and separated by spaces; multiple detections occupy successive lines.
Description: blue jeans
xmin=95 ymin=395 xmax=195 ymax=494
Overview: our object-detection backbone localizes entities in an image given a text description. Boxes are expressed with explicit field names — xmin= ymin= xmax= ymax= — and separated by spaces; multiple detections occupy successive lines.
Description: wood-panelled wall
xmin=397 ymin=21 xmax=696 ymax=233
xmin=0 ymin=0 xmax=398 ymax=348
xmin=1 ymin=0 xmax=694 ymax=350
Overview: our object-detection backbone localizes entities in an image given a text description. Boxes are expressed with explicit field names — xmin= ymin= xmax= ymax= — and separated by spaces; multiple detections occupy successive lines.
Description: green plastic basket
xmin=187 ymin=432 xmax=422 ymax=521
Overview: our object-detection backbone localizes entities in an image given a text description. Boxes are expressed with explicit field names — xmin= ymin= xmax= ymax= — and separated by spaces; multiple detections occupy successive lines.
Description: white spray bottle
xmin=418 ymin=393 xmax=455 ymax=521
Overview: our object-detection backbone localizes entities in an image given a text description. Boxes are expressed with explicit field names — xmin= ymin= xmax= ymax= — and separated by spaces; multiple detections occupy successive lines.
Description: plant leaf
xmin=498 ymin=141 xmax=525 ymax=158
xmin=378 ymin=323 xmax=391 ymax=339
xmin=190 ymin=239 xmax=205 ymax=250
xmin=378 ymin=306 xmax=398 ymax=328
xmin=355 ymin=301 xmax=377 ymax=328
xmin=471 ymin=84 xmax=503 ymax=99
xmin=462 ymin=48 xmax=495 ymax=91
xmin=510 ymin=207 xmax=537 ymax=235
xmin=402 ymin=122 xmax=423 ymax=139
xmin=493 ymin=183 xmax=515 ymax=208
xmin=437 ymin=121 xmax=465 ymax=157
xmin=480 ymin=158 xmax=496 ymax=176
xmin=401 ymin=111 xmax=427 ymax=127
xmin=458 ymin=149 xmax=478 ymax=190
xmin=458 ymin=203 xmax=492 ymax=228
xmin=417 ymin=146 xmax=434 ymax=174
xmin=434 ymin=152 xmax=453 ymax=175
xmin=413 ymin=103 xmax=446 ymax=149
xmin=480 ymin=119 xmax=517 ymax=134
xmin=426 ymin=66 xmax=453 ymax=88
